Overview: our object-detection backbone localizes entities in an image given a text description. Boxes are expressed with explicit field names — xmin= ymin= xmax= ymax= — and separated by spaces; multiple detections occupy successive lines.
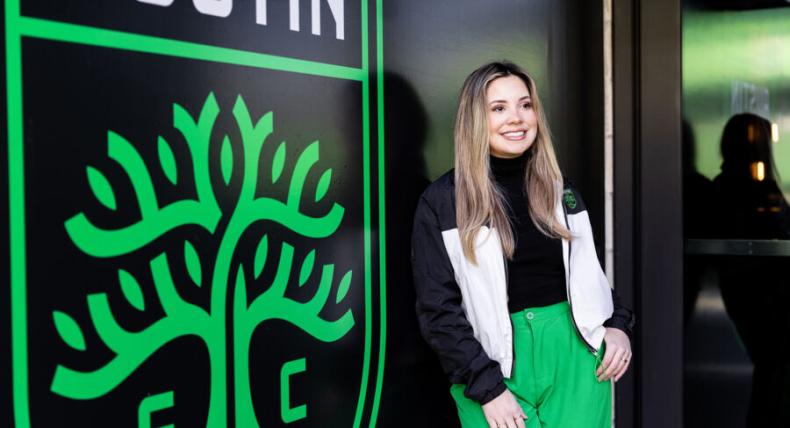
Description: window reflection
xmin=683 ymin=3 xmax=790 ymax=427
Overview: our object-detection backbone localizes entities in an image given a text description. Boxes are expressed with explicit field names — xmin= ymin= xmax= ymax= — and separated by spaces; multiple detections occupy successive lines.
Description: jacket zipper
xmin=562 ymin=203 xmax=598 ymax=355
xmin=503 ymin=250 xmax=516 ymax=372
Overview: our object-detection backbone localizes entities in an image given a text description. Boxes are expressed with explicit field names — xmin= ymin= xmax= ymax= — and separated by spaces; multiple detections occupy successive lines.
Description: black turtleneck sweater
xmin=490 ymin=152 xmax=567 ymax=312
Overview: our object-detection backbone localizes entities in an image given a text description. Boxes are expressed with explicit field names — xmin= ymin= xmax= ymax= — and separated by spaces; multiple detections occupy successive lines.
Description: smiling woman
xmin=485 ymin=76 xmax=539 ymax=159
xmin=453 ymin=62 xmax=569 ymax=263
xmin=411 ymin=61 xmax=635 ymax=428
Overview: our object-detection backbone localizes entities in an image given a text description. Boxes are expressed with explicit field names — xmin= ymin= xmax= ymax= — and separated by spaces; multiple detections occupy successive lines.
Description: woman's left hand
xmin=597 ymin=327 xmax=632 ymax=383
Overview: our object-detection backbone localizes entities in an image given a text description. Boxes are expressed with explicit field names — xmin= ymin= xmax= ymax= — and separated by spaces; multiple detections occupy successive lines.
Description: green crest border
xmin=6 ymin=1 xmax=387 ymax=426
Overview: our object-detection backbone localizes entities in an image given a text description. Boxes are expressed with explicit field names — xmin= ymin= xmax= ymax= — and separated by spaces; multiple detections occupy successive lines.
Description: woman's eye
xmin=522 ymin=102 xmax=533 ymax=109
xmin=492 ymin=106 xmax=505 ymax=112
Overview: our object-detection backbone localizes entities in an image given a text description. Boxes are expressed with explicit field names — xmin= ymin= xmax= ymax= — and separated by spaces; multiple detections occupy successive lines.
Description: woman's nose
xmin=507 ymin=111 xmax=524 ymax=124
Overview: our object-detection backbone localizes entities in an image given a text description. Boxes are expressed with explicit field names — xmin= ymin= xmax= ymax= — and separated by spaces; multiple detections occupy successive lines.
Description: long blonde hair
xmin=454 ymin=61 xmax=571 ymax=264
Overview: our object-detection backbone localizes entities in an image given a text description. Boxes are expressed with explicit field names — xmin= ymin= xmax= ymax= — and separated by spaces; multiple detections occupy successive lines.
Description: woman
xmin=411 ymin=61 xmax=635 ymax=428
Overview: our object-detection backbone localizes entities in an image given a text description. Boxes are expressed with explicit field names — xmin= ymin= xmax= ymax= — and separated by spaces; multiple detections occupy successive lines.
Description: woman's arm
xmin=564 ymin=181 xmax=636 ymax=339
xmin=564 ymin=182 xmax=635 ymax=382
xmin=411 ymin=194 xmax=506 ymax=404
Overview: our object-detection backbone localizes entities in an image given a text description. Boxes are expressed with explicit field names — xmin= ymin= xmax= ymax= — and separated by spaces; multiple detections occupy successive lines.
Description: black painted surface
xmin=6 ymin=1 xmax=609 ymax=427
xmin=2 ymin=4 xmax=13 ymax=428
xmin=612 ymin=0 xmax=637 ymax=425
xmin=637 ymin=0 xmax=684 ymax=426
xmin=21 ymin=0 xmax=361 ymax=68
xmin=21 ymin=38 xmax=366 ymax=427
xmin=379 ymin=1 xmax=605 ymax=426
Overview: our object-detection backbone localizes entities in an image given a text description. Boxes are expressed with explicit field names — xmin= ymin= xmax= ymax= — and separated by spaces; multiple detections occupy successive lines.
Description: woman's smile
xmin=501 ymin=130 xmax=528 ymax=141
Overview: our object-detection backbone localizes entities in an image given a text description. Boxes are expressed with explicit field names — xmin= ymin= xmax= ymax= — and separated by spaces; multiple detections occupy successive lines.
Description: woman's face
xmin=486 ymin=75 xmax=538 ymax=159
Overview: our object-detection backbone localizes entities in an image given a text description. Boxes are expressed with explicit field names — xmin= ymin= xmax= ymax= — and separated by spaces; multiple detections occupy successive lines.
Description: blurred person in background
xmin=712 ymin=113 xmax=790 ymax=427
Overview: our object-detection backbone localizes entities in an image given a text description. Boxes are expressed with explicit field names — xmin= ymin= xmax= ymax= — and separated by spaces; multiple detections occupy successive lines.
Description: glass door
xmin=682 ymin=2 xmax=790 ymax=426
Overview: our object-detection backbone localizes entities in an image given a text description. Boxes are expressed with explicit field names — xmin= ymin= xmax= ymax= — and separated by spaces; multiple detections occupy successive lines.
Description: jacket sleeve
xmin=565 ymin=182 xmax=636 ymax=340
xmin=411 ymin=195 xmax=507 ymax=405
xmin=603 ymin=288 xmax=636 ymax=340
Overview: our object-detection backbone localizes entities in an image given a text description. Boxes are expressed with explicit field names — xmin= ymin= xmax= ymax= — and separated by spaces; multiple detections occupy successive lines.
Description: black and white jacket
xmin=411 ymin=171 xmax=635 ymax=404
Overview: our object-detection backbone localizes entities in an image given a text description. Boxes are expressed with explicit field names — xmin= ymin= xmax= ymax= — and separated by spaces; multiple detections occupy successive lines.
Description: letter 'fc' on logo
xmin=49 ymin=93 xmax=355 ymax=427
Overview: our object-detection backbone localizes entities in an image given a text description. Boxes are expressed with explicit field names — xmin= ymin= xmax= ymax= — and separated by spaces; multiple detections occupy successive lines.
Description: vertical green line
xmin=6 ymin=0 xmax=29 ymax=426
xmin=369 ymin=0 xmax=386 ymax=425
xmin=353 ymin=0 xmax=372 ymax=427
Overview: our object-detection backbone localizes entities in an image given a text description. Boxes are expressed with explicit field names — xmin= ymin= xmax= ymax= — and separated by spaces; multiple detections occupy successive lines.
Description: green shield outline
xmin=6 ymin=1 xmax=387 ymax=426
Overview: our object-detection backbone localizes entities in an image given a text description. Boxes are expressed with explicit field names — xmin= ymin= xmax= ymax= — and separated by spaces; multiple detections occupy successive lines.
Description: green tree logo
xmin=49 ymin=93 xmax=355 ymax=427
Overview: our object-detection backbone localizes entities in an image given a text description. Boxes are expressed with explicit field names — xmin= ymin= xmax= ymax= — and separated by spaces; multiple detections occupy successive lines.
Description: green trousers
xmin=450 ymin=301 xmax=612 ymax=427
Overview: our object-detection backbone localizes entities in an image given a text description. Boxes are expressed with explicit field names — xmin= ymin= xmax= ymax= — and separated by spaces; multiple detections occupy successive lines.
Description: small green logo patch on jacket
xmin=563 ymin=190 xmax=577 ymax=210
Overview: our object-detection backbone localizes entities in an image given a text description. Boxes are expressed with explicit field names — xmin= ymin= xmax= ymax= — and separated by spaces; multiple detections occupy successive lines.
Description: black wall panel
xmin=7 ymin=1 xmax=382 ymax=427
xmin=379 ymin=1 xmax=605 ymax=426
xmin=2 ymin=2 xmax=13 ymax=426
xmin=22 ymin=0 xmax=360 ymax=67
xmin=5 ymin=1 xmax=606 ymax=427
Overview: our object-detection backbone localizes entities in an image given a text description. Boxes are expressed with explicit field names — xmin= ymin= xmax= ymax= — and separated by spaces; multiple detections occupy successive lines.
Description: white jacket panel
xmin=441 ymin=226 xmax=514 ymax=378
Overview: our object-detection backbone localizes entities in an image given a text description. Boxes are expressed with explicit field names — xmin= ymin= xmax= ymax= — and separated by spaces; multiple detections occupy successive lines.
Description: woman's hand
xmin=597 ymin=327 xmax=632 ymax=382
xmin=481 ymin=388 xmax=527 ymax=428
